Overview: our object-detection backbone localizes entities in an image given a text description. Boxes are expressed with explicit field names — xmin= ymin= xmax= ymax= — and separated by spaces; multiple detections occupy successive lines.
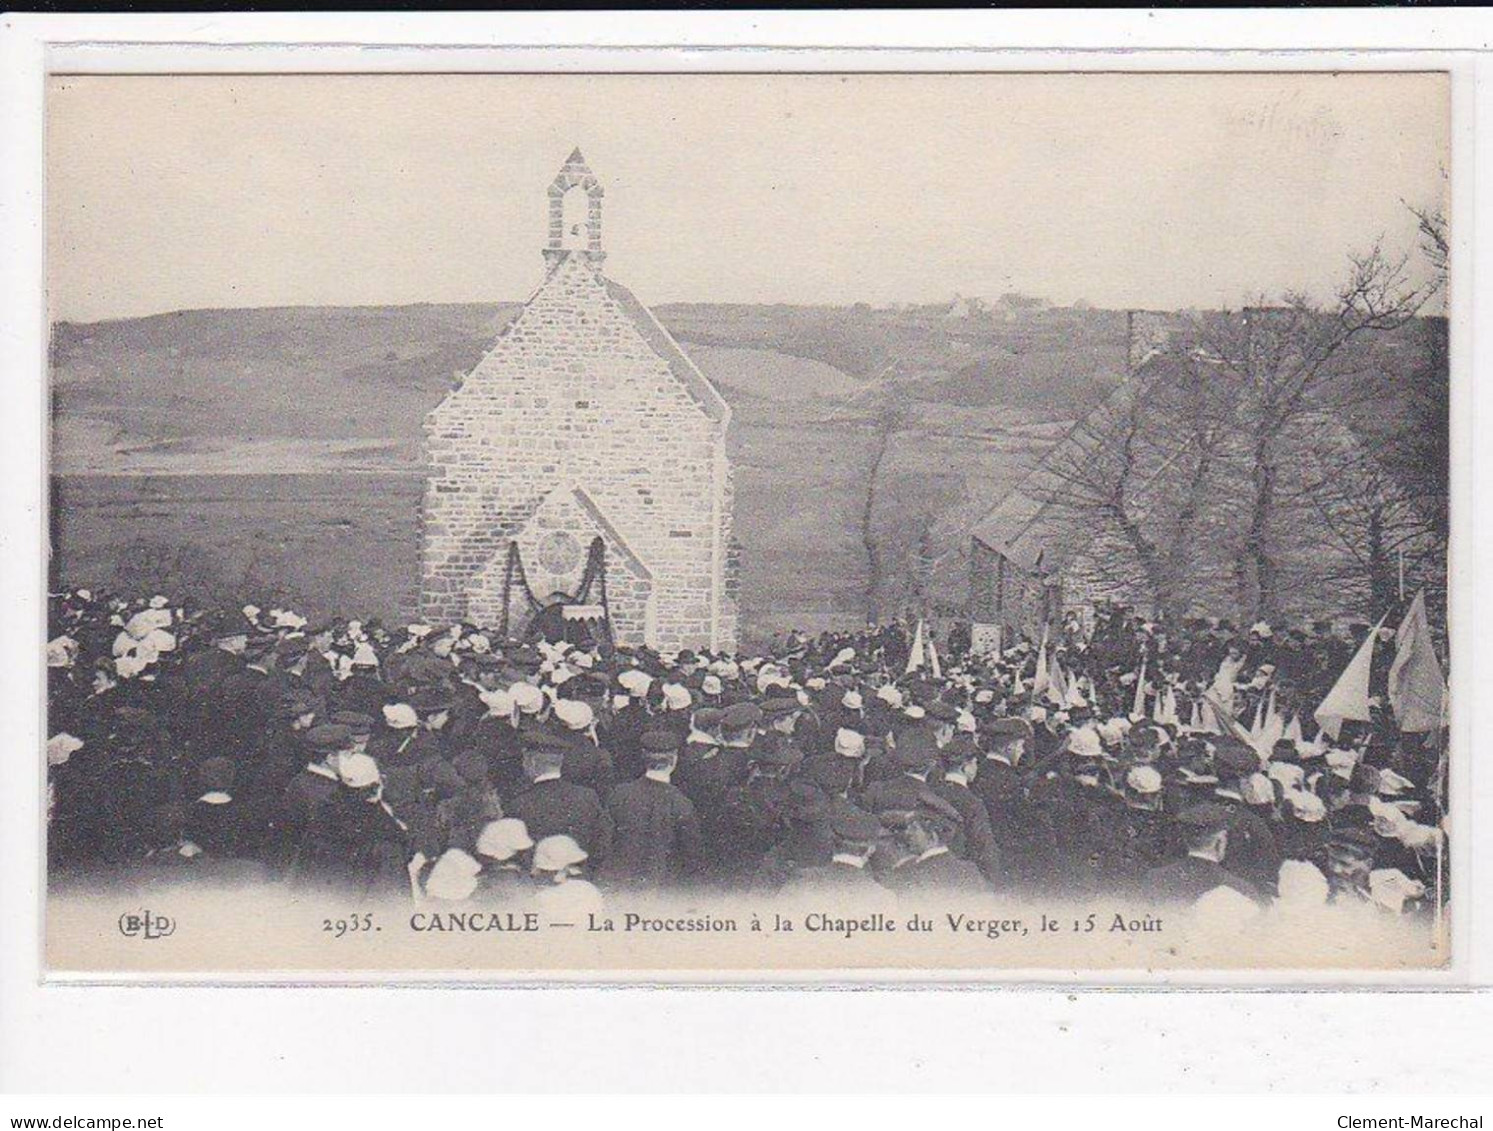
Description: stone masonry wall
xmin=421 ymin=252 xmax=734 ymax=653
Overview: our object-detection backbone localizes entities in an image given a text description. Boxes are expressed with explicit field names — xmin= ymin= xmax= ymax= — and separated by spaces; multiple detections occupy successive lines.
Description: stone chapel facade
xmin=420 ymin=150 xmax=739 ymax=653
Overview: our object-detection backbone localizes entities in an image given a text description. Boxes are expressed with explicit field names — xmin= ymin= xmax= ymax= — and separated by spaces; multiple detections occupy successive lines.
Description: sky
xmin=47 ymin=72 xmax=1449 ymax=322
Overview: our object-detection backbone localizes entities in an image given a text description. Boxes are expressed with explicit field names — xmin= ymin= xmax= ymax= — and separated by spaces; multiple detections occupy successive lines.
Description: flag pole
xmin=1434 ymin=818 xmax=1444 ymax=952
xmin=1432 ymin=719 xmax=1447 ymax=952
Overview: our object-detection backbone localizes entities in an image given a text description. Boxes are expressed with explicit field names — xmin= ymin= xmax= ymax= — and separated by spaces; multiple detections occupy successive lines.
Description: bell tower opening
xmin=544 ymin=147 xmax=605 ymax=268
xmin=560 ymin=184 xmax=589 ymax=250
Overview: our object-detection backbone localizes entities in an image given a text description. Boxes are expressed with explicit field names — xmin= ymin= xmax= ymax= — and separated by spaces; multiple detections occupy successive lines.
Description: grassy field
xmin=50 ymin=423 xmax=1041 ymax=642
xmin=51 ymin=473 xmax=423 ymax=619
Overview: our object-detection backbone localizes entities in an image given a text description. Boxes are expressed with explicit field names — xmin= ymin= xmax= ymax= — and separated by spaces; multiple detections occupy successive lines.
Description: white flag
xmin=1388 ymin=591 xmax=1447 ymax=733
xmin=1314 ymin=612 xmax=1389 ymax=741
xmin=1032 ymin=626 xmax=1050 ymax=696
xmin=1283 ymin=714 xmax=1303 ymax=744
xmin=905 ymin=620 xmax=926 ymax=676
xmin=1132 ymin=661 xmax=1148 ymax=719
xmin=1255 ymin=690 xmax=1285 ymax=756
xmin=1047 ymin=657 xmax=1070 ymax=708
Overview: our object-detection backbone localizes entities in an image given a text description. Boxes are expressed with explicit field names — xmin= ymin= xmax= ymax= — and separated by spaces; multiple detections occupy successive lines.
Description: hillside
xmin=49 ymin=300 xmax=1126 ymax=472
xmin=49 ymin=301 xmax=1125 ymax=636
xmin=46 ymin=301 xmax=1437 ymax=638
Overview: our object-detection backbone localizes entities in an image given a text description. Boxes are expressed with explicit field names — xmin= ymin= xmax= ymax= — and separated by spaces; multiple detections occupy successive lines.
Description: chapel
xmin=421 ymin=150 xmax=739 ymax=653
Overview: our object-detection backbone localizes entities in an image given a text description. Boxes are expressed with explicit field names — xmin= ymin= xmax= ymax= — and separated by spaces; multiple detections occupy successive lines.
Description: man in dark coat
xmin=715 ymin=732 xmax=799 ymax=886
xmin=504 ymin=738 xmax=613 ymax=865
xmin=213 ymin=635 xmax=287 ymax=756
xmin=778 ymin=799 xmax=895 ymax=903
xmin=305 ymin=755 xmax=410 ymax=900
xmin=1211 ymin=738 xmax=1284 ymax=895
xmin=752 ymin=781 xmax=834 ymax=892
xmin=1143 ymin=803 xmax=1266 ymax=905
xmin=270 ymin=723 xmax=354 ymax=880
xmin=972 ymin=716 xmax=1051 ymax=890
xmin=674 ymin=708 xmax=747 ymax=812
xmin=930 ymin=735 xmax=1005 ymax=889
xmin=878 ymin=801 xmax=987 ymax=896
xmin=1110 ymin=764 xmax=1173 ymax=895
xmin=598 ymin=731 xmax=702 ymax=891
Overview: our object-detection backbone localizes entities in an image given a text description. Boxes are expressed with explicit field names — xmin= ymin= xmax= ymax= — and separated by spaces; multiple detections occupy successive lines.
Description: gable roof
xmin=971 ymin=377 xmax=1146 ymax=576
xmin=569 ymin=484 xmax=653 ymax=581
xmin=602 ymin=274 xmax=730 ymax=425
xmin=433 ymin=256 xmax=732 ymax=428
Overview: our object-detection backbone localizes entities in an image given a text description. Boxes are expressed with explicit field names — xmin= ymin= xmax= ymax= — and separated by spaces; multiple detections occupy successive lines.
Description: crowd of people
xmin=45 ymin=591 xmax=1448 ymax=921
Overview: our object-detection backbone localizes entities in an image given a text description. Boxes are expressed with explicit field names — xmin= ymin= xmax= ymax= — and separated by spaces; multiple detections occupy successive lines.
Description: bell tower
xmin=543 ymin=147 xmax=605 ymax=269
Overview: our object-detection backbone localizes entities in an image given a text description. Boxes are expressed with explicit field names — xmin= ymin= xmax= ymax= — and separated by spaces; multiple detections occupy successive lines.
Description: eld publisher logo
xmin=117 ymin=910 xmax=175 ymax=940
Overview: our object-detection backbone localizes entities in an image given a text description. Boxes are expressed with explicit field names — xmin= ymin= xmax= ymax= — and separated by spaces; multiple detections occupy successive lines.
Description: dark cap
xmin=827 ymin=800 xmax=884 ymax=842
xmin=926 ymin=700 xmax=960 ymax=723
xmin=692 ymin=707 xmax=724 ymax=731
xmin=641 ymin=730 xmax=680 ymax=755
xmin=801 ymin=756 xmax=856 ymax=796
xmin=508 ymin=645 xmax=542 ymax=671
xmin=760 ymin=694 xmax=802 ymax=719
xmin=1213 ymin=738 xmax=1260 ymax=777
xmin=983 ymin=717 xmax=1034 ymax=742
xmin=721 ymin=702 xmax=764 ymax=731
xmin=749 ymin=733 xmax=803 ymax=767
xmin=331 ymin=710 xmax=376 ymax=735
xmin=306 ymin=723 xmax=356 ymax=754
xmin=1176 ymin=802 xmax=1233 ymax=834
xmin=938 ymin=734 xmax=980 ymax=767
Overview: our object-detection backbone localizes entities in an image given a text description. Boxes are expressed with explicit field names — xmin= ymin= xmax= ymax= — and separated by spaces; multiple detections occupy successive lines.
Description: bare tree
xmin=1286 ymin=412 xmax=1442 ymax=614
xmin=1022 ymin=244 xmax=1428 ymax=626
xmin=859 ymin=401 xmax=899 ymax=623
xmin=1035 ymin=383 xmax=1167 ymax=606
xmin=819 ymin=358 xmax=905 ymax=625
xmin=1391 ymin=205 xmax=1450 ymax=544
xmin=1410 ymin=203 xmax=1449 ymax=284
xmin=1025 ymin=341 xmax=1240 ymax=621
xmin=1189 ymin=245 xmax=1429 ymax=621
